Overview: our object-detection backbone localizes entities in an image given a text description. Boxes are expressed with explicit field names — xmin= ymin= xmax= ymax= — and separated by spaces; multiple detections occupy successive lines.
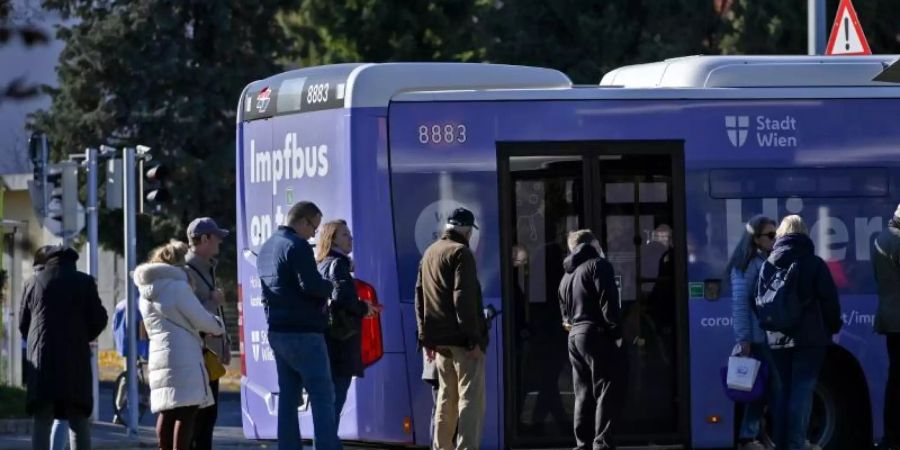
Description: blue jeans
xmin=333 ymin=375 xmax=352 ymax=428
xmin=739 ymin=343 xmax=781 ymax=441
xmin=772 ymin=346 xmax=826 ymax=450
xmin=52 ymin=420 xmax=69 ymax=450
xmin=269 ymin=331 xmax=342 ymax=450
xmin=32 ymin=407 xmax=90 ymax=450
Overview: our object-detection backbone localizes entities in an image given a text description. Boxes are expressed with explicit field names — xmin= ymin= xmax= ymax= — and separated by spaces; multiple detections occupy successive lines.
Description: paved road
xmin=98 ymin=381 xmax=244 ymax=427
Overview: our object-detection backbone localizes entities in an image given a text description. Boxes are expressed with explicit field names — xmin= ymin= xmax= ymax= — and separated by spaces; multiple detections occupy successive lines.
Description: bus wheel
xmin=809 ymin=369 xmax=870 ymax=450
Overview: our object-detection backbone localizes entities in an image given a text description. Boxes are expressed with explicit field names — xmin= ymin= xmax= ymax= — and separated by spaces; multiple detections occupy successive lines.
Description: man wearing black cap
xmin=874 ymin=204 xmax=900 ymax=450
xmin=185 ymin=217 xmax=231 ymax=450
xmin=415 ymin=207 xmax=488 ymax=450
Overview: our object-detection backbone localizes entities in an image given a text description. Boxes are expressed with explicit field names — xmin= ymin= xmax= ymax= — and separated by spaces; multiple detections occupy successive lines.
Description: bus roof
xmin=600 ymin=55 xmax=900 ymax=88
xmin=238 ymin=63 xmax=571 ymax=121
xmin=239 ymin=57 xmax=900 ymax=120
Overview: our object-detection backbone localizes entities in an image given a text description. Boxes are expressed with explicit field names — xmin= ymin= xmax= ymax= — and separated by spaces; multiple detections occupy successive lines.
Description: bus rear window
xmin=708 ymin=167 xmax=889 ymax=199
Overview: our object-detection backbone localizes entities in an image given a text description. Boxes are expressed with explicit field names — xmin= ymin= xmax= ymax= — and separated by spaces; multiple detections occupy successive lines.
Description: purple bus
xmin=236 ymin=56 xmax=900 ymax=449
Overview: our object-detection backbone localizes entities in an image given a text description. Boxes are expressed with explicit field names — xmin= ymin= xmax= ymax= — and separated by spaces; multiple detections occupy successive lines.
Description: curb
xmin=0 ymin=419 xmax=31 ymax=435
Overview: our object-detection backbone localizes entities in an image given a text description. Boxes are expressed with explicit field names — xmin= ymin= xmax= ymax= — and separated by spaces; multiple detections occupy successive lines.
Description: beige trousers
xmin=433 ymin=345 xmax=486 ymax=450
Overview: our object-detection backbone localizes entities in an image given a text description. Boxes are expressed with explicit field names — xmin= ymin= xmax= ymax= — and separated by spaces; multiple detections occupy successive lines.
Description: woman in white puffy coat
xmin=133 ymin=241 xmax=225 ymax=450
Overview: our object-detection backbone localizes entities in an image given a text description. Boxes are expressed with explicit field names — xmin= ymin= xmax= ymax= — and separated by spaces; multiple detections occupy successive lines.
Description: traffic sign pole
xmin=123 ymin=147 xmax=139 ymax=438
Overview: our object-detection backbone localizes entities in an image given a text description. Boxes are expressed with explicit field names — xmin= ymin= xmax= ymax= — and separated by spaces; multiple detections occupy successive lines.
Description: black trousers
xmin=886 ymin=333 xmax=900 ymax=446
xmin=568 ymin=328 xmax=623 ymax=450
xmin=191 ymin=380 xmax=219 ymax=450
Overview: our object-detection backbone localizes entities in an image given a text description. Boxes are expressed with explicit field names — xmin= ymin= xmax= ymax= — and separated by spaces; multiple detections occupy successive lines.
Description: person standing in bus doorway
xmin=183 ymin=217 xmax=231 ymax=450
xmin=19 ymin=246 xmax=108 ymax=450
xmin=761 ymin=215 xmax=841 ymax=450
xmin=557 ymin=230 xmax=623 ymax=450
xmin=873 ymin=204 xmax=900 ymax=450
xmin=315 ymin=220 xmax=383 ymax=428
xmin=726 ymin=215 xmax=780 ymax=450
xmin=415 ymin=207 xmax=488 ymax=450
xmin=257 ymin=201 xmax=342 ymax=450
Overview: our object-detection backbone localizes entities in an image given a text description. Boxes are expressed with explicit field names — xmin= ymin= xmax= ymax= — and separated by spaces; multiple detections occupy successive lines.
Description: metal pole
xmin=808 ymin=0 xmax=827 ymax=55
xmin=86 ymin=147 xmax=100 ymax=421
xmin=40 ymin=135 xmax=49 ymax=219
xmin=123 ymin=147 xmax=139 ymax=438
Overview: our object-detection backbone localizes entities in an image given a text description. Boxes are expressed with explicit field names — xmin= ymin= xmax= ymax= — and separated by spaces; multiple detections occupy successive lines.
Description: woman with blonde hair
xmin=134 ymin=240 xmax=225 ymax=450
xmin=315 ymin=220 xmax=383 ymax=427
xmin=759 ymin=215 xmax=841 ymax=450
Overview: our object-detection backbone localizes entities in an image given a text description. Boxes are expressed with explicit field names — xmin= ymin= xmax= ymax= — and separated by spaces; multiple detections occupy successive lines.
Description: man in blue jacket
xmin=257 ymin=201 xmax=340 ymax=450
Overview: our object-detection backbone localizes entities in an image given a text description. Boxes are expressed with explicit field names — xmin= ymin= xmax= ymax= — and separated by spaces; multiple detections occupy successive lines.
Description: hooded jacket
xmin=760 ymin=233 xmax=842 ymax=346
xmin=557 ymin=243 xmax=621 ymax=339
xmin=134 ymin=263 xmax=225 ymax=413
xmin=18 ymin=246 xmax=108 ymax=417
xmin=873 ymin=217 xmax=900 ymax=334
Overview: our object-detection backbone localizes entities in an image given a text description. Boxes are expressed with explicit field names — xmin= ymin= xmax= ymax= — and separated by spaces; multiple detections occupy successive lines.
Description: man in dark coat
xmin=19 ymin=246 xmax=108 ymax=450
xmin=873 ymin=204 xmax=900 ymax=450
xmin=557 ymin=229 xmax=623 ymax=450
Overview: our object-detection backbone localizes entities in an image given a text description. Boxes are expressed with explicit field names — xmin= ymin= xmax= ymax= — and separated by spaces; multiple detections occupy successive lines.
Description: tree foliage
xmin=278 ymin=0 xmax=492 ymax=67
xmin=31 ymin=0 xmax=302 ymax=284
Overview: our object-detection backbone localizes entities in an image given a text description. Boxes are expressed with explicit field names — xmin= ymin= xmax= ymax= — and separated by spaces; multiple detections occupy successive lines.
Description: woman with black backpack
xmin=759 ymin=215 xmax=842 ymax=450
xmin=316 ymin=220 xmax=384 ymax=428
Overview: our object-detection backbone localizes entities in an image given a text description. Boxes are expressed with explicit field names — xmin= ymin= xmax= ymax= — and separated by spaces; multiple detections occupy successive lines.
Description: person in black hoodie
xmin=557 ymin=230 xmax=623 ymax=450
xmin=873 ymin=204 xmax=900 ymax=450
xmin=761 ymin=215 xmax=841 ymax=450
xmin=19 ymin=246 xmax=108 ymax=450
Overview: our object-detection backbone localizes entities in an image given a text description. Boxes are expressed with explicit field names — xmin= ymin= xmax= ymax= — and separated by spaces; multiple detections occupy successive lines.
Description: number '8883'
xmin=418 ymin=124 xmax=467 ymax=145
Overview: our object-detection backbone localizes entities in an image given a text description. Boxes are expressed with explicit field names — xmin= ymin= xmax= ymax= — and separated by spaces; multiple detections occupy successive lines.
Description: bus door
xmin=498 ymin=142 xmax=689 ymax=448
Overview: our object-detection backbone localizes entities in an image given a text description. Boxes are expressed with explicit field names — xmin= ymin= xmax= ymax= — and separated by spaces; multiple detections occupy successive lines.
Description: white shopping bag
xmin=726 ymin=356 xmax=761 ymax=392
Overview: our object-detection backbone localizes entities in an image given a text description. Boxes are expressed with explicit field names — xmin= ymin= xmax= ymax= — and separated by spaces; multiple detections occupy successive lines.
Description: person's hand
xmin=365 ymin=302 xmax=384 ymax=317
xmin=615 ymin=338 xmax=623 ymax=348
xmin=425 ymin=348 xmax=436 ymax=362
xmin=739 ymin=341 xmax=751 ymax=357
xmin=466 ymin=346 xmax=484 ymax=360
xmin=562 ymin=322 xmax=572 ymax=332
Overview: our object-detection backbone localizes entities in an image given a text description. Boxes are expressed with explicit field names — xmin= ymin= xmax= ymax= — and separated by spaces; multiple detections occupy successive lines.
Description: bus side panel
xmin=680 ymin=98 xmax=900 ymax=446
xmin=238 ymin=118 xmax=276 ymax=439
xmin=239 ymin=109 xmax=355 ymax=439
xmin=348 ymin=108 xmax=414 ymax=442
xmin=388 ymin=103 xmax=505 ymax=450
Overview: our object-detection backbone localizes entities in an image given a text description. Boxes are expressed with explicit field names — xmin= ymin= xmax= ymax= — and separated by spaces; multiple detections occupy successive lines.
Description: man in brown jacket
xmin=415 ymin=207 xmax=488 ymax=450
xmin=184 ymin=217 xmax=231 ymax=450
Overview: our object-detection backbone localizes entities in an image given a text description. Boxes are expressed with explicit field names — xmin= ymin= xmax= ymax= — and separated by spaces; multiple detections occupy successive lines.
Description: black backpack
xmin=755 ymin=258 xmax=810 ymax=334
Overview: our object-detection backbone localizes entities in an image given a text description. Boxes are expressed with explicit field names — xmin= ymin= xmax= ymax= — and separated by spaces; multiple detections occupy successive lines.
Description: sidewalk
xmin=0 ymin=422 xmax=274 ymax=449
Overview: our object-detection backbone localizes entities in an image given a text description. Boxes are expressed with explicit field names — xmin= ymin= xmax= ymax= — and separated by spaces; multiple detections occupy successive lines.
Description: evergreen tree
xmin=31 ymin=0 xmax=302 ymax=286
xmin=278 ymin=0 xmax=492 ymax=67
xmin=483 ymin=0 xmax=721 ymax=83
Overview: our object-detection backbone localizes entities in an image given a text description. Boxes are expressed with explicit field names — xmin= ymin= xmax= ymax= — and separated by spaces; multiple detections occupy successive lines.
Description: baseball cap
xmin=187 ymin=217 xmax=230 ymax=239
xmin=447 ymin=207 xmax=478 ymax=229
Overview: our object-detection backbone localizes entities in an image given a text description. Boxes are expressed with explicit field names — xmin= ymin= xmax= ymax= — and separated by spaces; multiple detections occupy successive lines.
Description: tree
xmin=31 ymin=0 xmax=302 ymax=286
xmin=484 ymin=0 xmax=721 ymax=83
xmin=718 ymin=0 xmax=809 ymax=55
xmin=278 ymin=0 xmax=492 ymax=67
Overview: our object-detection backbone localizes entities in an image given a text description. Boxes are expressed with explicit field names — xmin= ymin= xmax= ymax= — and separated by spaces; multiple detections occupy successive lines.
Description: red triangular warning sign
xmin=826 ymin=0 xmax=871 ymax=55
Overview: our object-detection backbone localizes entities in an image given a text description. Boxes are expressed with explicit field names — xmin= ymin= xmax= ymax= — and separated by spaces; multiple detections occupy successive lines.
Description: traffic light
xmin=140 ymin=163 xmax=169 ymax=214
xmin=45 ymin=161 xmax=79 ymax=235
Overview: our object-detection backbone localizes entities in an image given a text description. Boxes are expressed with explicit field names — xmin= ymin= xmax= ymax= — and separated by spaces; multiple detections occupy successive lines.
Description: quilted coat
xmin=134 ymin=263 xmax=225 ymax=413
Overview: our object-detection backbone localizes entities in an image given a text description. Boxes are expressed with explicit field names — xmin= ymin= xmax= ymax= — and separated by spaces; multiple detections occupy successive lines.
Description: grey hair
xmin=567 ymin=229 xmax=597 ymax=252
xmin=445 ymin=223 xmax=472 ymax=234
